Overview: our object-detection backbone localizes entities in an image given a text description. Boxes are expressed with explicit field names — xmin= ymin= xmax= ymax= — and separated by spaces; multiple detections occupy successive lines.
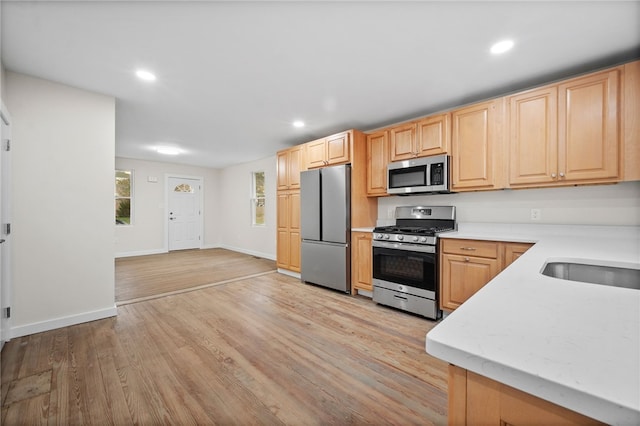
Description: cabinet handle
xmin=559 ymin=172 xmax=565 ymax=178
xmin=464 ymin=257 xmax=470 ymax=262
xmin=551 ymin=173 xmax=557 ymax=179
xmin=460 ymin=247 xmax=476 ymax=251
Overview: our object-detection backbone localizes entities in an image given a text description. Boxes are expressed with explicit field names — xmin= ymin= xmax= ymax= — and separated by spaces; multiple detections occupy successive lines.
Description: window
xmin=174 ymin=183 xmax=194 ymax=193
xmin=251 ymin=171 xmax=265 ymax=226
xmin=115 ymin=170 xmax=132 ymax=225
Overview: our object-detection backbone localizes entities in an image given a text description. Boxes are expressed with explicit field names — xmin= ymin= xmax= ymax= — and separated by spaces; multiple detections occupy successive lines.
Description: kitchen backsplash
xmin=377 ymin=180 xmax=640 ymax=226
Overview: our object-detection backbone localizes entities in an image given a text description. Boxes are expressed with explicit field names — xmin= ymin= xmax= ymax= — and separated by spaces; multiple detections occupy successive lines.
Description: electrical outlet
xmin=387 ymin=207 xmax=395 ymax=219
xmin=530 ymin=208 xmax=542 ymax=221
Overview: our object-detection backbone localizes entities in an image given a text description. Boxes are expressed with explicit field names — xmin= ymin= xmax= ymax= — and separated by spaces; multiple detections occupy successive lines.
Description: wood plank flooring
xmin=115 ymin=248 xmax=277 ymax=302
xmin=2 ymin=271 xmax=448 ymax=425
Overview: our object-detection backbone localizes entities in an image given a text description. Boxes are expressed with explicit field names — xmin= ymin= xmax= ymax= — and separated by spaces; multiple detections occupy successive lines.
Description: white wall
xmin=6 ymin=72 xmax=116 ymax=337
xmin=378 ymin=181 xmax=640 ymax=226
xmin=218 ymin=155 xmax=277 ymax=260
xmin=114 ymin=157 xmax=222 ymax=256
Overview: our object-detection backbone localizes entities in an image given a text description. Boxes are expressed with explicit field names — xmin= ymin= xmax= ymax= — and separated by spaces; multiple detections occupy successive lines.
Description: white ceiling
xmin=2 ymin=1 xmax=639 ymax=169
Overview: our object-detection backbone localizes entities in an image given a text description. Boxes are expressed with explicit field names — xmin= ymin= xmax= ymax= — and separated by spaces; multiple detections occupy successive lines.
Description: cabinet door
xmin=441 ymin=254 xmax=499 ymax=310
xmin=306 ymin=138 xmax=327 ymax=169
xmin=326 ymin=132 xmax=350 ymax=165
xmin=389 ymin=123 xmax=417 ymax=161
xmin=276 ymin=191 xmax=300 ymax=271
xmin=276 ymin=229 xmax=290 ymax=268
xmin=508 ymin=86 xmax=558 ymax=186
xmin=289 ymin=231 xmax=301 ymax=272
xmin=277 ymin=151 xmax=289 ymax=190
xmin=288 ymin=146 xmax=304 ymax=189
xmin=352 ymin=232 xmax=373 ymax=292
xmin=460 ymin=368 xmax=604 ymax=426
xmin=558 ymin=69 xmax=620 ymax=181
xmin=277 ymin=192 xmax=289 ymax=229
xmin=451 ymin=99 xmax=504 ymax=191
xmin=366 ymin=131 xmax=389 ymax=196
xmin=289 ymin=191 xmax=300 ymax=232
xmin=416 ymin=113 xmax=450 ymax=156
xmin=503 ymin=242 xmax=533 ymax=269
xmin=624 ymin=61 xmax=640 ymax=181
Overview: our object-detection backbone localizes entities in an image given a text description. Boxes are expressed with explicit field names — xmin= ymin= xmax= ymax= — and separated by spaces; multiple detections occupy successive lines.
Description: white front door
xmin=168 ymin=176 xmax=202 ymax=251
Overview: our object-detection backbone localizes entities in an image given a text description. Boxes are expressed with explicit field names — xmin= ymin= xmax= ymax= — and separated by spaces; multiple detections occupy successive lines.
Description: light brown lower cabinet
xmin=276 ymin=190 xmax=301 ymax=272
xmin=448 ymin=365 xmax=604 ymax=425
xmin=351 ymin=232 xmax=373 ymax=294
xmin=440 ymin=239 xmax=533 ymax=311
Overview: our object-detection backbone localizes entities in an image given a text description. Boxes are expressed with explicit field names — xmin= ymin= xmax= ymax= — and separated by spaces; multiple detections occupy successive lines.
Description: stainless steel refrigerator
xmin=300 ymin=164 xmax=351 ymax=293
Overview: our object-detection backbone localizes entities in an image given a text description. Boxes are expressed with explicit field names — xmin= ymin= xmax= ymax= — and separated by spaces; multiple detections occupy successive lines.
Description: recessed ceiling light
xmin=293 ymin=120 xmax=305 ymax=128
xmin=156 ymin=146 xmax=181 ymax=155
xmin=136 ymin=69 xmax=157 ymax=81
xmin=490 ymin=40 xmax=515 ymax=55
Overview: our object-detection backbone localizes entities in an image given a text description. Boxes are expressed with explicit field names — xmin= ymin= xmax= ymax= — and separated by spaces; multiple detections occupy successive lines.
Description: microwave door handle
xmin=425 ymin=163 xmax=431 ymax=186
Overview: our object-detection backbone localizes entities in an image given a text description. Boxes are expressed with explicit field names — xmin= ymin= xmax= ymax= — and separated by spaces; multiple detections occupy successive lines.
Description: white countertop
xmin=426 ymin=223 xmax=640 ymax=425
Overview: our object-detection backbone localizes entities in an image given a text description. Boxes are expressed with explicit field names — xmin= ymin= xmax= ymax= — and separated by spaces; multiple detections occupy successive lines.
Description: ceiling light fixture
xmin=293 ymin=120 xmax=305 ymax=128
xmin=136 ymin=69 xmax=157 ymax=81
xmin=490 ymin=39 xmax=515 ymax=55
xmin=156 ymin=146 xmax=181 ymax=155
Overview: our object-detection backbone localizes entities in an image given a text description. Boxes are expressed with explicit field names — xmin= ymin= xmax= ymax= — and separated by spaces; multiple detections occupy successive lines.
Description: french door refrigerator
xmin=300 ymin=164 xmax=351 ymax=293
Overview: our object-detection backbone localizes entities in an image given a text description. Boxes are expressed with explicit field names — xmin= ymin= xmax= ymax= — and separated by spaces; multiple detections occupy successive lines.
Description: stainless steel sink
xmin=541 ymin=261 xmax=640 ymax=290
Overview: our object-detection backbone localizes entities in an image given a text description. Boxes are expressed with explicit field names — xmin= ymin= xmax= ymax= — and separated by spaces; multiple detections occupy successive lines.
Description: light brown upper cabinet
xmin=416 ymin=113 xmax=450 ymax=157
xmin=389 ymin=113 xmax=450 ymax=162
xmin=560 ymin=69 xmax=620 ymax=182
xmin=306 ymin=131 xmax=351 ymax=168
xmin=508 ymin=86 xmax=559 ymax=186
xmin=389 ymin=123 xmax=417 ymax=161
xmin=451 ymin=99 xmax=505 ymax=191
xmin=366 ymin=130 xmax=389 ymax=196
xmin=276 ymin=145 xmax=305 ymax=190
xmin=623 ymin=61 xmax=639 ymax=181
xmin=508 ymin=68 xmax=621 ymax=187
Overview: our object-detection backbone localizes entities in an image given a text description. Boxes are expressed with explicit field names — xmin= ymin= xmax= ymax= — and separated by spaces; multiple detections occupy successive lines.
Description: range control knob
xmin=412 ymin=236 xmax=419 ymax=242
xmin=375 ymin=234 xmax=383 ymax=239
xmin=397 ymin=235 xmax=404 ymax=241
xmin=420 ymin=237 xmax=427 ymax=242
xmin=383 ymin=234 xmax=390 ymax=240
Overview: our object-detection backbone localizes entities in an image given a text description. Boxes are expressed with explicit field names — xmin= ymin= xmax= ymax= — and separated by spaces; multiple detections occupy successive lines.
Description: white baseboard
xmin=219 ymin=245 xmax=276 ymax=261
xmin=115 ymin=248 xmax=167 ymax=258
xmin=10 ymin=305 xmax=118 ymax=339
xmin=201 ymin=243 xmax=222 ymax=250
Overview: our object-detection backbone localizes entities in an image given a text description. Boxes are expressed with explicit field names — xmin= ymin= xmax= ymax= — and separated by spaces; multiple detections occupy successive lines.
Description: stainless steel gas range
xmin=372 ymin=206 xmax=456 ymax=320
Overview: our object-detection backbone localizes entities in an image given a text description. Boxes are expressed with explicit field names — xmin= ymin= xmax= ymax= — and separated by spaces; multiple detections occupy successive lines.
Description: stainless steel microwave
xmin=387 ymin=154 xmax=451 ymax=195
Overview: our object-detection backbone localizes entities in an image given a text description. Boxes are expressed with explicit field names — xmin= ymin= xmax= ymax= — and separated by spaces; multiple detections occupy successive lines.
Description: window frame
xmin=251 ymin=171 xmax=265 ymax=227
xmin=115 ymin=169 xmax=133 ymax=226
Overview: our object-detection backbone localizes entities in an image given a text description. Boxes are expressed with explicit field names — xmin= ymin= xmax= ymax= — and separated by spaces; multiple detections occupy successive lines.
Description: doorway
xmin=0 ymin=102 xmax=12 ymax=350
xmin=167 ymin=176 xmax=203 ymax=251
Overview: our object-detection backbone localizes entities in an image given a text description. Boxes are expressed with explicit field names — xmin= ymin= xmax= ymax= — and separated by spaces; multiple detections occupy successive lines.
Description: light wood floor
xmin=2 ymin=263 xmax=448 ymax=424
xmin=115 ymin=248 xmax=277 ymax=302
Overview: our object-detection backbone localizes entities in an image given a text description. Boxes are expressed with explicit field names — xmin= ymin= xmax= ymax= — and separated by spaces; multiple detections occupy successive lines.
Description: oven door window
xmin=373 ymin=246 xmax=436 ymax=292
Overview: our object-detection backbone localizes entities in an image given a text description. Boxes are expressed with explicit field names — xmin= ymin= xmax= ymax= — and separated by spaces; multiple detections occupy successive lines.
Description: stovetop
xmin=373 ymin=206 xmax=456 ymax=245
xmin=373 ymin=225 xmax=455 ymax=236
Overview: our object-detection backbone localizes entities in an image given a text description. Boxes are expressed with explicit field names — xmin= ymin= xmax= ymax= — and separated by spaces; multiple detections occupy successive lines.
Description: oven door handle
xmin=372 ymin=240 xmax=436 ymax=254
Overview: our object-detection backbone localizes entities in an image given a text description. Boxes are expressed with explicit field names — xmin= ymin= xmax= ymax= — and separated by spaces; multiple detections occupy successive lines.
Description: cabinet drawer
xmin=441 ymin=239 xmax=499 ymax=258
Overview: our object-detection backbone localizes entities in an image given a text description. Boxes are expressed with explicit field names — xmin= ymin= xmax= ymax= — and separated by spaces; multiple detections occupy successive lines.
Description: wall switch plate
xmin=147 ymin=176 xmax=158 ymax=183
xmin=530 ymin=208 xmax=542 ymax=221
